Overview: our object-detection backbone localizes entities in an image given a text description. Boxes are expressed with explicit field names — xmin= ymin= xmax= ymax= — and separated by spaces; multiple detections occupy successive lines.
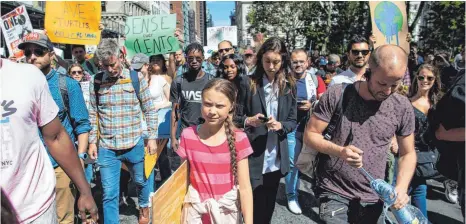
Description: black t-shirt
xmin=170 ymin=72 xmax=213 ymax=134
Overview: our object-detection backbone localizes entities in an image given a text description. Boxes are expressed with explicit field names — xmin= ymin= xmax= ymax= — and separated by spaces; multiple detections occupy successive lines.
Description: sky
xmin=206 ymin=1 xmax=235 ymax=27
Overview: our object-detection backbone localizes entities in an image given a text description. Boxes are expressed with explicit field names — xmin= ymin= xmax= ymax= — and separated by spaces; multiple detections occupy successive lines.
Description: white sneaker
xmin=444 ymin=179 xmax=459 ymax=204
xmin=288 ymin=200 xmax=302 ymax=215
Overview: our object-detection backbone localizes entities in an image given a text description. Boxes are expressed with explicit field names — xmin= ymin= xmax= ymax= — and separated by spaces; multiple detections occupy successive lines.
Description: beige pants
xmin=55 ymin=167 xmax=76 ymax=224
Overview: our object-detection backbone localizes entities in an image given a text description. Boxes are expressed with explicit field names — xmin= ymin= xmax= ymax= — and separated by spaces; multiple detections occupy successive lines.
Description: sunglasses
xmin=417 ymin=76 xmax=435 ymax=82
xmin=24 ymin=48 xmax=48 ymax=57
xmin=71 ymin=70 xmax=83 ymax=75
xmin=187 ymin=56 xmax=203 ymax=62
xmin=351 ymin=50 xmax=370 ymax=56
xmin=218 ymin=48 xmax=232 ymax=53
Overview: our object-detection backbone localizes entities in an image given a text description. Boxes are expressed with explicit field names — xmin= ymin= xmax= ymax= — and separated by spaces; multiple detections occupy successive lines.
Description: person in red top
xmin=176 ymin=79 xmax=253 ymax=224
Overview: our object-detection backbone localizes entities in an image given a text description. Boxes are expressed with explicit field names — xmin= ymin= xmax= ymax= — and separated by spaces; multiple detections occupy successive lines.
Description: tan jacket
xmin=181 ymin=185 xmax=242 ymax=224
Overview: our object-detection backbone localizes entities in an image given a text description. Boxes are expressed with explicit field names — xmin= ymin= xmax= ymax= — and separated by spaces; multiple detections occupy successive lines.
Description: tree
xmin=419 ymin=1 xmax=465 ymax=54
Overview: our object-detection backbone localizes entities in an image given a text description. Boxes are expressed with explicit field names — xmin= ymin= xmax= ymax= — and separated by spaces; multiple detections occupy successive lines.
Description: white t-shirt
xmin=149 ymin=75 xmax=169 ymax=107
xmin=329 ymin=68 xmax=358 ymax=86
xmin=0 ymin=60 xmax=58 ymax=223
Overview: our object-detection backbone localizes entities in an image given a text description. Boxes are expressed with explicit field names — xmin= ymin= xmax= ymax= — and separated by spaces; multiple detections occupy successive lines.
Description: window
xmin=101 ymin=2 xmax=106 ymax=12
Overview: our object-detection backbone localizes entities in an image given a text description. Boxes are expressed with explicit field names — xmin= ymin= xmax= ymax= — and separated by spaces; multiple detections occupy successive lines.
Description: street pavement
xmin=113 ymin=172 xmax=463 ymax=224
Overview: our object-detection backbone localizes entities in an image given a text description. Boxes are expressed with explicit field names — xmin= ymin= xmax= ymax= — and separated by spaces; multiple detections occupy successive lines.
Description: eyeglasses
xmin=417 ymin=76 xmax=435 ymax=82
xmin=218 ymin=48 xmax=233 ymax=53
xmin=24 ymin=48 xmax=48 ymax=57
xmin=292 ymin=60 xmax=306 ymax=65
xmin=351 ymin=50 xmax=370 ymax=56
xmin=71 ymin=71 xmax=83 ymax=75
xmin=187 ymin=56 xmax=203 ymax=62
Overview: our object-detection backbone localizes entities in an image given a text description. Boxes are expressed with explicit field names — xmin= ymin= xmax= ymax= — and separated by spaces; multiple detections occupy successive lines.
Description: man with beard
xmin=317 ymin=54 xmax=344 ymax=85
xmin=170 ymin=43 xmax=214 ymax=152
xmin=329 ymin=36 xmax=370 ymax=86
xmin=304 ymin=45 xmax=416 ymax=223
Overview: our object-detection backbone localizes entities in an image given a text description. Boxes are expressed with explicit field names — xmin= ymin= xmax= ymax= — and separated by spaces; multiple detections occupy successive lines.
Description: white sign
xmin=85 ymin=45 xmax=97 ymax=54
xmin=80 ymin=81 xmax=90 ymax=109
xmin=203 ymin=46 xmax=217 ymax=59
xmin=1 ymin=5 xmax=33 ymax=58
xmin=207 ymin=26 xmax=237 ymax=47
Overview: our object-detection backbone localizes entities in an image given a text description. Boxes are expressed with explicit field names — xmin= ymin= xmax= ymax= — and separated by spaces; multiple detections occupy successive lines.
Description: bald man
xmin=218 ymin=40 xmax=235 ymax=58
xmin=304 ymin=45 xmax=416 ymax=223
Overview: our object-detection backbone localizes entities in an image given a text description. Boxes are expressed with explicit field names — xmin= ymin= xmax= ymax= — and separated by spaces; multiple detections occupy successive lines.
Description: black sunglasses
xmin=71 ymin=70 xmax=83 ymax=75
xmin=351 ymin=50 xmax=370 ymax=56
xmin=24 ymin=48 xmax=48 ymax=57
xmin=218 ymin=48 xmax=232 ymax=53
xmin=417 ymin=76 xmax=435 ymax=82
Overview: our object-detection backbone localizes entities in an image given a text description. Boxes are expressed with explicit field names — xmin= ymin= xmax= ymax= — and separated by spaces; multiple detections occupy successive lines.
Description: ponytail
xmin=224 ymin=116 xmax=238 ymax=186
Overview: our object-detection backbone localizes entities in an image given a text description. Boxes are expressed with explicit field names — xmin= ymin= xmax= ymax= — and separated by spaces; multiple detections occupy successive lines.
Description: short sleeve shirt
xmin=313 ymin=83 xmax=415 ymax=202
xmin=1 ymin=60 xmax=59 ymax=223
xmin=176 ymin=126 xmax=253 ymax=202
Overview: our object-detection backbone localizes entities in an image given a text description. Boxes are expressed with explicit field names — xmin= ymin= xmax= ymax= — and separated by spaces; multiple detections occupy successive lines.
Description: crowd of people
xmin=1 ymin=28 xmax=465 ymax=224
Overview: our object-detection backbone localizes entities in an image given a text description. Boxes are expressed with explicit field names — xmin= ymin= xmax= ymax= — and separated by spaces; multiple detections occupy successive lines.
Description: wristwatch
xmin=79 ymin=153 xmax=88 ymax=160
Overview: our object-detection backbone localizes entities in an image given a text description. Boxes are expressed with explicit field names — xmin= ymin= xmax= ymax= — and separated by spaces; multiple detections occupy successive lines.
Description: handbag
xmin=296 ymin=84 xmax=350 ymax=179
xmin=415 ymin=149 xmax=439 ymax=179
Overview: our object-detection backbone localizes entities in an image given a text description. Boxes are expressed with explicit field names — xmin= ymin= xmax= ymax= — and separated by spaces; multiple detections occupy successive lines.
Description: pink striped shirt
xmin=177 ymin=126 xmax=253 ymax=202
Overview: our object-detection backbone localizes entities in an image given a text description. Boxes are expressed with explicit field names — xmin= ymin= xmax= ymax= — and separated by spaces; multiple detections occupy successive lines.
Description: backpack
xmin=93 ymin=70 xmax=140 ymax=107
xmin=58 ymin=73 xmax=70 ymax=118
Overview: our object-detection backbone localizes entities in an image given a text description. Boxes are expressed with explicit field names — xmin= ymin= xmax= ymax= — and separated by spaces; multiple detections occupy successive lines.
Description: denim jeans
xmin=285 ymin=128 xmax=303 ymax=201
xmin=97 ymin=138 xmax=154 ymax=224
xmin=84 ymin=164 xmax=93 ymax=184
xmin=408 ymin=176 xmax=427 ymax=218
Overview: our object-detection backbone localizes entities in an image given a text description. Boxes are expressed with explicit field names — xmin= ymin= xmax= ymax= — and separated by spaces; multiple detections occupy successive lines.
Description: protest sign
xmin=203 ymin=46 xmax=218 ymax=59
xmin=369 ymin=1 xmax=409 ymax=53
xmin=80 ymin=81 xmax=90 ymax=108
xmin=1 ymin=5 xmax=33 ymax=58
xmin=207 ymin=26 xmax=238 ymax=47
xmin=152 ymin=161 xmax=188 ymax=224
xmin=45 ymin=1 xmax=101 ymax=45
xmin=124 ymin=14 xmax=180 ymax=59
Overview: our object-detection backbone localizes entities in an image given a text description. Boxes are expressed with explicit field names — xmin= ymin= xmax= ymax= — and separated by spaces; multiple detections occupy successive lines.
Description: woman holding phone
xmin=241 ymin=37 xmax=297 ymax=223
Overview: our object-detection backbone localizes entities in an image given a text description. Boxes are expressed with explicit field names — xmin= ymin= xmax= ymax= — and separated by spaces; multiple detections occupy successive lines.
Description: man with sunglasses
xmin=218 ymin=40 xmax=235 ymax=59
xmin=305 ymin=45 xmax=416 ymax=223
xmin=18 ymin=32 xmax=94 ymax=223
xmin=329 ymin=35 xmax=371 ymax=86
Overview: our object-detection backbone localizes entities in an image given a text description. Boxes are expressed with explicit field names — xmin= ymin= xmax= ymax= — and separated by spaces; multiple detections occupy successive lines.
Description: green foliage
xmin=419 ymin=1 xmax=465 ymax=52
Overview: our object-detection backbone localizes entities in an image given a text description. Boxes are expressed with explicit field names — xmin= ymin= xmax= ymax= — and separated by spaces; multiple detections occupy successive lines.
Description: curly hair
xmin=216 ymin=53 xmax=246 ymax=80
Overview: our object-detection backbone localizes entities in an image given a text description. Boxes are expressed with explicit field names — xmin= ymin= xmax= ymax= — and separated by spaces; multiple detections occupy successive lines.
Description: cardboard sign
xmin=369 ymin=1 xmax=409 ymax=53
xmin=207 ymin=26 xmax=238 ymax=47
xmin=152 ymin=161 xmax=188 ymax=224
xmin=0 ymin=5 xmax=33 ymax=58
xmin=45 ymin=1 xmax=101 ymax=45
xmin=124 ymin=14 xmax=180 ymax=59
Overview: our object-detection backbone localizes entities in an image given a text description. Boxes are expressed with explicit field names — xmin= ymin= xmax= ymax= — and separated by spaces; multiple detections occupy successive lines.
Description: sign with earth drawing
xmin=369 ymin=1 xmax=409 ymax=53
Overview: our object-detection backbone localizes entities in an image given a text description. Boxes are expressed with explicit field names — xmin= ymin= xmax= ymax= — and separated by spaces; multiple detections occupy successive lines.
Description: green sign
xmin=124 ymin=14 xmax=180 ymax=58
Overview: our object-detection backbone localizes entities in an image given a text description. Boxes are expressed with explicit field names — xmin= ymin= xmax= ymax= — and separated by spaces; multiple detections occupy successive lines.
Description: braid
xmin=224 ymin=116 xmax=238 ymax=186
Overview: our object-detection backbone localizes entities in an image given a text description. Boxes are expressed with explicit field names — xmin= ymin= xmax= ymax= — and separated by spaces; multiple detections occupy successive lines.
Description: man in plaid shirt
xmin=88 ymin=39 xmax=157 ymax=224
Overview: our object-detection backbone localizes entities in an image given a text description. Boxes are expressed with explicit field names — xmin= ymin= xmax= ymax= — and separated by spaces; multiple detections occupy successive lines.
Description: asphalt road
xmin=112 ymin=173 xmax=463 ymax=224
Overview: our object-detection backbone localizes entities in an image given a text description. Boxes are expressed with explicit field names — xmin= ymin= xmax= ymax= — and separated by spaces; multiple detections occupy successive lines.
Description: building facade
xmin=151 ymin=1 xmax=170 ymax=15
xmin=235 ymin=1 xmax=253 ymax=48
xmin=206 ymin=8 xmax=213 ymax=28
xmin=199 ymin=1 xmax=207 ymax=45
xmin=101 ymin=1 xmax=151 ymax=39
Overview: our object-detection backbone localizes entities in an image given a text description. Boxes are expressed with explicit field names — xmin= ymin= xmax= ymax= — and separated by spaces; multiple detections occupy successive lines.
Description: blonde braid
xmin=224 ymin=116 xmax=238 ymax=186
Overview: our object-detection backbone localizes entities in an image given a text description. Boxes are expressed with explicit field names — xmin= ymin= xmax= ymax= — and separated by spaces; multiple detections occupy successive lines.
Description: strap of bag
xmin=85 ymin=60 xmax=96 ymax=74
xmin=322 ymin=83 xmax=350 ymax=140
xmin=58 ymin=73 xmax=71 ymax=119
xmin=129 ymin=70 xmax=140 ymax=99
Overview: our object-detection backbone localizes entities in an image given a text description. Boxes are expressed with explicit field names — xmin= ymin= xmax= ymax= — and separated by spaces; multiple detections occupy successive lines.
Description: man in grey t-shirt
xmin=304 ymin=45 xmax=416 ymax=223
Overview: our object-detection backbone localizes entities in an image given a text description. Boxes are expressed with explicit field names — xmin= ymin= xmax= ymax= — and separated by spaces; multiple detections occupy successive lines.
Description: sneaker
xmin=444 ymin=179 xmax=459 ymax=204
xmin=288 ymin=199 xmax=302 ymax=215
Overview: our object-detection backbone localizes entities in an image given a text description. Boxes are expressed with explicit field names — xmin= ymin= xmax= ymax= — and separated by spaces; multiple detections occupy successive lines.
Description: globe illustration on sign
xmin=374 ymin=1 xmax=403 ymax=45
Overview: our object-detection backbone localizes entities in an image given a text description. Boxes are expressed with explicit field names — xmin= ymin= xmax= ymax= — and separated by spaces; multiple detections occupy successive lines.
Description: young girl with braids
xmin=176 ymin=79 xmax=254 ymax=223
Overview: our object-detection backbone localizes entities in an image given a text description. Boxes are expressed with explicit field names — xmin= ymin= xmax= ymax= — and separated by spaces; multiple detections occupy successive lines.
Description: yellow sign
xmin=152 ymin=161 xmax=189 ymax=224
xmin=369 ymin=1 xmax=409 ymax=53
xmin=45 ymin=1 xmax=101 ymax=45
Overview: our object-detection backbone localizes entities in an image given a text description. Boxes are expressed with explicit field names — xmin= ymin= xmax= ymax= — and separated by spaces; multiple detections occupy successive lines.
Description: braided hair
xmin=201 ymin=78 xmax=239 ymax=185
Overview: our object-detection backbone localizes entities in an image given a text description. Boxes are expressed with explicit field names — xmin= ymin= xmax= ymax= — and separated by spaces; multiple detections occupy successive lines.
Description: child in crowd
xmin=176 ymin=79 xmax=253 ymax=224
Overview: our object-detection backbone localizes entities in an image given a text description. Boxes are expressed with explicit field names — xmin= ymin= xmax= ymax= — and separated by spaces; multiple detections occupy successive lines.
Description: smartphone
xmin=258 ymin=117 xmax=270 ymax=122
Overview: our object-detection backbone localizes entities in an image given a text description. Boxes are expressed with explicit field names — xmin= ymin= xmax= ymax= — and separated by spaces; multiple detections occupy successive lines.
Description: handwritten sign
xmin=124 ymin=14 xmax=180 ymax=59
xmin=152 ymin=161 xmax=188 ymax=224
xmin=0 ymin=5 xmax=33 ymax=58
xmin=45 ymin=1 xmax=101 ymax=45
xmin=207 ymin=26 xmax=238 ymax=47
xmin=369 ymin=1 xmax=409 ymax=53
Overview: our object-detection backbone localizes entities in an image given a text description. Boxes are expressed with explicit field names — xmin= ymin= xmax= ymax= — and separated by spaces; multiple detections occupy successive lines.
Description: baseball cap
xmin=18 ymin=32 xmax=54 ymax=51
xmin=319 ymin=58 xmax=327 ymax=66
xmin=131 ymin=53 xmax=149 ymax=70
xmin=244 ymin=49 xmax=254 ymax=55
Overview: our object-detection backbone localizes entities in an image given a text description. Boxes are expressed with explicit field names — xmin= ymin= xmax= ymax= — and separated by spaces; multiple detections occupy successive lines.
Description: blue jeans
xmin=97 ymin=138 xmax=154 ymax=224
xmin=409 ymin=177 xmax=428 ymax=218
xmin=285 ymin=129 xmax=303 ymax=201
